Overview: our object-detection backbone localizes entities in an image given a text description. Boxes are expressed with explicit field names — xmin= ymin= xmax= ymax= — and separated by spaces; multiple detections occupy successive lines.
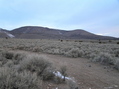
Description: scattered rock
xmin=107 ymin=70 xmax=109 ymax=72
xmin=104 ymin=85 xmax=118 ymax=89
xmin=78 ymin=83 xmax=81 ymax=85
xmin=108 ymin=86 xmax=113 ymax=89
xmin=75 ymin=87 xmax=78 ymax=89
xmin=86 ymin=64 xmax=92 ymax=67
xmin=104 ymin=66 xmax=107 ymax=69
xmin=47 ymin=87 xmax=50 ymax=89
xmin=104 ymin=86 xmax=113 ymax=89
xmin=114 ymin=85 xmax=118 ymax=88
xmin=89 ymin=65 xmax=91 ymax=67
xmin=55 ymin=87 xmax=58 ymax=89
xmin=48 ymin=84 xmax=51 ymax=87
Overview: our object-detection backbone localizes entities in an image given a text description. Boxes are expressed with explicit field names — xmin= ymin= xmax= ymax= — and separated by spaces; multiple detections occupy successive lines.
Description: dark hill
xmin=0 ymin=26 xmax=118 ymax=40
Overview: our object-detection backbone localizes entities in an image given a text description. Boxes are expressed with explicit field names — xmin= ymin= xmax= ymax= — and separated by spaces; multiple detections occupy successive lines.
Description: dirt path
xmin=12 ymin=50 xmax=119 ymax=89
xmin=39 ymin=53 xmax=119 ymax=89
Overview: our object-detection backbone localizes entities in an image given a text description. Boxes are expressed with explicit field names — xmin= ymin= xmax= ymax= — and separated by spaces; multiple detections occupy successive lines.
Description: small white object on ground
xmin=53 ymin=71 xmax=75 ymax=82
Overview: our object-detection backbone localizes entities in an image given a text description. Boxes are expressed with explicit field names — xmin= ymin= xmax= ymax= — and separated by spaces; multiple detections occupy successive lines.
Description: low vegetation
xmin=0 ymin=38 xmax=119 ymax=69
xmin=0 ymin=38 xmax=119 ymax=88
xmin=0 ymin=50 xmax=78 ymax=89
xmin=0 ymin=67 xmax=41 ymax=89
xmin=0 ymin=51 xmax=42 ymax=89
xmin=117 ymin=42 xmax=119 ymax=44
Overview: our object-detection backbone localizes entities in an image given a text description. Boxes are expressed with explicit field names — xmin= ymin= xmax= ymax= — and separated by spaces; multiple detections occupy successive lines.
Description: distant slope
xmin=10 ymin=26 xmax=117 ymax=40
xmin=0 ymin=26 xmax=118 ymax=40
xmin=0 ymin=28 xmax=15 ymax=38
xmin=64 ymin=29 xmax=116 ymax=39
xmin=10 ymin=26 xmax=66 ymax=39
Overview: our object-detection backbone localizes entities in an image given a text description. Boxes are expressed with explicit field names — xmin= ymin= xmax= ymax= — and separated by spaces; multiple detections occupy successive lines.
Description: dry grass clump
xmin=65 ymin=48 xmax=84 ymax=58
xmin=60 ymin=66 xmax=67 ymax=81
xmin=114 ymin=49 xmax=119 ymax=57
xmin=1 ymin=51 xmax=26 ymax=65
xmin=0 ymin=51 xmax=42 ymax=89
xmin=2 ymin=51 xmax=14 ymax=59
xmin=53 ymin=66 xmax=68 ymax=84
xmin=117 ymin=42 xmax=119 ymax=44
xmin=20 ymin=54 xmax=55 ymax=81
xmin=0 ymin=38 xmax=119 ymax=71
xmin=0 ymin=51 xmax=71 ymax=88
xmin=0 ymin=49 xmax=78 ymax=88
xmin=0 ymin=67 xmax=41 ymax=89
xmin=92 ymin=52 xmax=114 ymax=65
xmin=115 ymin=59 xmax=119 ymax=70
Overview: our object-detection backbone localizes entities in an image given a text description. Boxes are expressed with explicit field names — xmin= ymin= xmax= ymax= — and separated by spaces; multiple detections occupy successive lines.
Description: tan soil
xmin=40 ymin=53 xmax=119 ymax=89
xmin=12 ymin=50 xmax=119 ymax=89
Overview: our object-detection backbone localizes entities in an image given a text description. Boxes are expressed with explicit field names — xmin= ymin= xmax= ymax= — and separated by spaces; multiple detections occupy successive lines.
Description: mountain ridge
xmin=0 ymin=26 xmax=118 ymax=40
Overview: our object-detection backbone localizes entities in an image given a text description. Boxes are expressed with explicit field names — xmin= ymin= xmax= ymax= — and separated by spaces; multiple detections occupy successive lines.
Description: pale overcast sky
xmin=0 ymin=0 xmax=119 ymax=37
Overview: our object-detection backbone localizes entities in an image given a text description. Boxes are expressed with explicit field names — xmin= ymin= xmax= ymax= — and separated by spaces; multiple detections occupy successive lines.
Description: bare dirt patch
xmin=39 ymin=53 xmax=119 ymax=89
xmin=11 ymin=50 xmax=119 ymax=89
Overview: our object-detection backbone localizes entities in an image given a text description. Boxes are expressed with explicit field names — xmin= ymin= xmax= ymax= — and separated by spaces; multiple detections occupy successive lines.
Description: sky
xmin=0 ymin=0 xmax=119 ymax=37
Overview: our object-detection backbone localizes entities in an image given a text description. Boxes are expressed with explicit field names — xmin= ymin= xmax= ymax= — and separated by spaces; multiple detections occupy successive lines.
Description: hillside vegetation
xmin=0 ymin=38 xmax=119 ymax=88
xmin=0 ymin=38 xmax=119 ymax=70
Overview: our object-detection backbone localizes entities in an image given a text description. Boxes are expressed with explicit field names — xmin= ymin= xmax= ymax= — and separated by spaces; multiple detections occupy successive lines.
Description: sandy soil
xmin=12 ymin=50 xmax=119 ymax=89
xmin=39 ymin=53 xmax=119 ymax=89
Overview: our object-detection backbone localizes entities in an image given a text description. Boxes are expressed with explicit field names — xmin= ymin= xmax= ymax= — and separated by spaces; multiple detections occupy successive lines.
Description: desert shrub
xmin=115 ymin=59 xmax=119 ymax=70
xmin=16 ymin=46 xmax=25 ymax=50
xmin=53 ymin=66 xmax=68 ymax=84
xmin=65 ymin=48 xmax=84 ymax=58
xmin=0 ymin=56 xmax=8 ymax=66
xmin=114 ymin=50 xmax=119 ymax=57
xmin=109 ymin=40 xmax=112 ymax=42
xmin=1 ymin=39 xmax=119 ymax=72
xmin=3 ymin=60 xmax=14 ymax=67
xmin=13 ymin=52 xmax=25 ymax=61
xmin=60 ymin=66 xmax=67 ymax=81
xmin=60 ymin=40 xmax=63 ymax=42
xmin=1 ymin=51 xmax=26 ymax=65
xmin=52 ymin=48 xmax=60 ymax=54
xmin=20 ymin=55 xmax=54 ymax=80
xmin=99 ymin=41 xmax=102 ymax=44
xmin=41 ymin=67 xmax=55 ymax=80
xmin=0 ymin=51 xmax=9 ymax=66
xmin=92 ymin=52 xmax=114 ymax=65
xmin=0 ymin=62 xmax=2 ymax=67
xmin=13 ymin=52 xmax=26 ymax=64
xmin=79 ymin=40 xmax=83 ymax=42
xmin=0 ymin=67 xmax=41 ymax=89
xmin=46 ymin=48 xmax=60 ymax=54
xmin=117 ymin=42 xmax=119 ymax=44
xmin=89 ymin=53 xmax=97 ymax=60
xmin=33 ymin=47 xmax=41 ymax=52
xmin=2 ymin=51 xmax=14 ymax=59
